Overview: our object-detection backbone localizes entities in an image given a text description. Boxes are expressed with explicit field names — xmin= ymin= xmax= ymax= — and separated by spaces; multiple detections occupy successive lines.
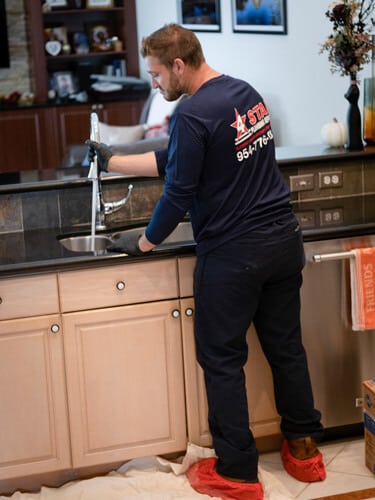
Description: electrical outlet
xmin=290 ymin=174 xmax=314 ymax=192
xmin=295 ymin=211 xmax=316 ymax=229
xmin=355 ymin=397 xmax=363 ymax=408
xmin=319 ymin=208 xmax=344 ymax=226
xmin=318 ymin=171 xmax=343 ymax=189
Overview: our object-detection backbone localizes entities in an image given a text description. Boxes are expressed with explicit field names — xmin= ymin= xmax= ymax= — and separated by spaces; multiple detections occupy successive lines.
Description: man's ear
xmin=173 ymin=58 xmax=185 ymax=75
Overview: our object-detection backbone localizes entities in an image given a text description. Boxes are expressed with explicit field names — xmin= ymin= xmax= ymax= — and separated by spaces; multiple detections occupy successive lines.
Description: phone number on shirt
xmin=236 ymin=130 xmax=274 ymax=162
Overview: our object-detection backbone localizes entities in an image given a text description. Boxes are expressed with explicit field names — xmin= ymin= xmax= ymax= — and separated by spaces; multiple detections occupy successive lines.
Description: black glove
xmin=108 ymin=232 xmax=145 ymax=256
xmin=85 ymin=140 xmax=113 ymax=173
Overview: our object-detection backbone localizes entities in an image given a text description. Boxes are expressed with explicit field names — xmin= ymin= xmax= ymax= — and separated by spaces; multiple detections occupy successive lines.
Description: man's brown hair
xmin=141 ymin=23 xmax=205 ymax=69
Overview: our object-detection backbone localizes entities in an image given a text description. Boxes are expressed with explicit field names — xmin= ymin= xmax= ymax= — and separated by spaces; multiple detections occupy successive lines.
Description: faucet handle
xmin=103 ymin=184 xmax=133 ymax=215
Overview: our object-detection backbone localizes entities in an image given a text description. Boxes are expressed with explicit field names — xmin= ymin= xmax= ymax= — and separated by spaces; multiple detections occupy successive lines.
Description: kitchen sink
xmin=59 ymin=234 xmax=113 ymax=252
xmin=58 ymin=221 xmax=195 ymax=253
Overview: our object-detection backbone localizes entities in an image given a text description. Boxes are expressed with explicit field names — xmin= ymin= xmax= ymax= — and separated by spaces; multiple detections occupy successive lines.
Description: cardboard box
xmin=363 ymin=379 xmax=375 ymax=419
xmin=364 ymin=411 xmax=375 ymax=474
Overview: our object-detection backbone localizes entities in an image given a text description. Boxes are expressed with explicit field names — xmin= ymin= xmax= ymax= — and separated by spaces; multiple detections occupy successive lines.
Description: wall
xmin=0 ymin=0 xmax=31 ymax=97
xmin=135 ymin=0 xmax=372 ymax=147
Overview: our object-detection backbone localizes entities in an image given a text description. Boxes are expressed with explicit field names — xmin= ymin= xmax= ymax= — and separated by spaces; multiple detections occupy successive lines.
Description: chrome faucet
xmin=88 ymin=112 xmax=133 ymax=231
xmin=96 ymin=180 xmax=133 ymax=230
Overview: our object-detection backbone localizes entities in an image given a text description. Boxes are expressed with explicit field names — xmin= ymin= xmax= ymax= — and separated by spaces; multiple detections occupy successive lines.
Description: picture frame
xmin=177 ymin=0 xmax=221 ymax=32
xmin=86 ymin=0 xmax=114 ymax=8
xmin=53 ymin=71 xmax=76 ymax=98
xmin=232 ymin=0 xmax=287 ymax=35
xmin=85 ymin=23 xmax=111 ymax=51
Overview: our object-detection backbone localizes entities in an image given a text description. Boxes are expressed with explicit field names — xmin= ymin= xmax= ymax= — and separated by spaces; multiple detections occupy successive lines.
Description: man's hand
xmin=108 ymin=232 xmax=145 ymax=256
xmin=85 ymin=140 xmax=113 ymax=173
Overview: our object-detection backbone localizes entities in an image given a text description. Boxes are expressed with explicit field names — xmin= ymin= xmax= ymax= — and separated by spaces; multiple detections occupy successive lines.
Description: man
xmin=87 ymin=23 xmax=325 ymax=500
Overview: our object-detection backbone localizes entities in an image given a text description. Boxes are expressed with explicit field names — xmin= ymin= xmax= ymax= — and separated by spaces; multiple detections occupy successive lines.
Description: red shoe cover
xmin=186 ymin=457 xmax=264 ymax=500
xmin=281 ymin=440 xmax=326 ymax=482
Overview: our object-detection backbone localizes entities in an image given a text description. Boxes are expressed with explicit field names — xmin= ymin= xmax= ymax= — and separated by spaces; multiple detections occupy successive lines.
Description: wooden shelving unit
xmin=25 ymin=0 xmax=140 ymax=103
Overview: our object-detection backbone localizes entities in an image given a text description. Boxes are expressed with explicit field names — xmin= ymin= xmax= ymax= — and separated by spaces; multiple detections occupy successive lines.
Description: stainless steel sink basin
xmin=58 ymin=221 xmax=195 ymax=253
xmin=59 ymin=234 xmax=113 ymax=252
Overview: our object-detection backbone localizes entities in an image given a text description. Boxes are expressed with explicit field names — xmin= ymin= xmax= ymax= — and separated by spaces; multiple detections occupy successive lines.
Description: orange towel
xmin=350 ymin=248 xmax=375 ymax=331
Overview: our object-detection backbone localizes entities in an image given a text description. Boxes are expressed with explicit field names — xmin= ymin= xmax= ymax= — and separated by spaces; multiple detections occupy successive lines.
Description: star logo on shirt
xmin=230 ymin=108 xmax=249 ymax=140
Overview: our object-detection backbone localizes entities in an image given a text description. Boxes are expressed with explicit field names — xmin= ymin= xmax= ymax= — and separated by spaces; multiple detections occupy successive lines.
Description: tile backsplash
xmin=0 ymin=178 xmax=164 ymax=235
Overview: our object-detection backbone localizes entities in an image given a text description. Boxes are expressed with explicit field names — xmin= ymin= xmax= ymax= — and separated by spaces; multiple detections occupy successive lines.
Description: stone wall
xmin=0 ymin=0 xmax=31 ymax=97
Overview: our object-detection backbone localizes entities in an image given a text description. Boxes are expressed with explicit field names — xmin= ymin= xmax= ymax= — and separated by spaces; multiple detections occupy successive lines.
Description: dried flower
xmin=320 ymin=0 xmax=375 ymax=77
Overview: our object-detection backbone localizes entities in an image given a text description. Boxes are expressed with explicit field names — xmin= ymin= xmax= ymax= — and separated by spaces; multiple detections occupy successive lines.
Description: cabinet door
xmin=0 ymin=315 xmax=71 ymax=480
xmin=0 ymin=108 xmax=60 ymax=172
xmin=180 ymin=295 xmax=281 ymax=448
xmin=62 ymin=300 xmax=186 ymax=467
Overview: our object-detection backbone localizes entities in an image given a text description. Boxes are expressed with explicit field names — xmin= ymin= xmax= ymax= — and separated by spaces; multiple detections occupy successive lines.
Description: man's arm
xmin=108 ymin=151 xmax=159 ymax=177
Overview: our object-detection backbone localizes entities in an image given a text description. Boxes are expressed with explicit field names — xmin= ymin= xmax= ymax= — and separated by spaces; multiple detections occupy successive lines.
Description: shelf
xmin=26 ymin=0 xmax=139 ymax=102
xmin=43 ymin=8 xmax=124 ymax=16
xmin=46 ymin=50 xmax=126 ymax=61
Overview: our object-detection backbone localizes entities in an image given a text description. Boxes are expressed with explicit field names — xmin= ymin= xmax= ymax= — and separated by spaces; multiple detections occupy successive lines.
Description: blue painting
xmin=232 ymin=0 xmax=287 ymax=34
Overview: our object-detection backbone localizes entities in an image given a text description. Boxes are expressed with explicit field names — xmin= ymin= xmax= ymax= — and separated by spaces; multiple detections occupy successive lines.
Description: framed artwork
xmin=177 ymin=0 xmax=221 ymax=32
xmin=232 ymin=0 xmax=287 ymax=35
xmin=86 ymin=0 xmax=114 ymax=8
xmin=54 ymin=71 xmax=75 ymax=98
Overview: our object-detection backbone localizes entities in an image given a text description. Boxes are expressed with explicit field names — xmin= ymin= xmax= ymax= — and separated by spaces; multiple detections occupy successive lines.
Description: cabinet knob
xmin=185 ymin=307 xmax=194 ymax=317
xmin=116 ymin=281 xmax=126 ymax=291
xmin=91 ymin=104 xmax=104 ymax=111
xmin=51 ymin=324 xmax=60 ymax=334
xmin=171 ymin=309 xmax=180 ymax=318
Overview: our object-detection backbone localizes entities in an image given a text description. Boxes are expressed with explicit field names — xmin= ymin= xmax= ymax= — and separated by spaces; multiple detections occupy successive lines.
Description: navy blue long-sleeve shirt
xmin=145 ymin=75 xmax=293 ymax=256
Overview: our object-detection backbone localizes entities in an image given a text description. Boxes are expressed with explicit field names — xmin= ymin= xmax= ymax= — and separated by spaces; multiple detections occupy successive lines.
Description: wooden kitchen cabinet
xmin=0 ymin=107 xmax=60 ymax=172
xmin=62 ymin=299 xmax=187 ymax=468
xmin=0 ymin=274 xmax=71 ymax=480
xmin=58 ymin=258 xmax=186 ymax=467
xmin=177 ymin=257 xmax=281 ymax=447
xmin=0 ymin=315 xmax=71 ymax=480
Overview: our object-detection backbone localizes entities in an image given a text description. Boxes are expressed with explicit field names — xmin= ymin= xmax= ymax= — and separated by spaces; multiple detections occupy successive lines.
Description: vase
xmin=344 ymin=73 xmax=364 ymax=150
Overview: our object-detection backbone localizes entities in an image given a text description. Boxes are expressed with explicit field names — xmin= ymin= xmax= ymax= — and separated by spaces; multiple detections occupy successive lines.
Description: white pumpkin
xmin=321 ymin=118 xmax=348 ymax=147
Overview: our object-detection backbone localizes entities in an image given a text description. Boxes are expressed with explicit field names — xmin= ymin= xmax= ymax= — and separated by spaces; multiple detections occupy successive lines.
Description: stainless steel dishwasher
xmin=296 ymin=196 xmax=375 ymax=428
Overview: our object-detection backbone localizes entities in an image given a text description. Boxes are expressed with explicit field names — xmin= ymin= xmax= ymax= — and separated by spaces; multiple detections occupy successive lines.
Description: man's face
xmin=145 ymin=55 xmax=185 ymax=101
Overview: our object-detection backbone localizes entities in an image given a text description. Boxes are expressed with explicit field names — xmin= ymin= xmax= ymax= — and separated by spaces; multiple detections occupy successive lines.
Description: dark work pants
xmin=193 ymin=219 xmax=324 ymax=481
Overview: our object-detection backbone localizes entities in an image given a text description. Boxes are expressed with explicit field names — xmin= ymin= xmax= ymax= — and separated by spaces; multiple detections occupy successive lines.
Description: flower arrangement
xmin=320 ymin=1 xmax=375 ymax=77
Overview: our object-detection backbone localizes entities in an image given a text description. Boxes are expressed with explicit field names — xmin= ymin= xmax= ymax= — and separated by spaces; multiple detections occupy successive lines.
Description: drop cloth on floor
xmin=1 ymin=443 xmax=291 ymax=500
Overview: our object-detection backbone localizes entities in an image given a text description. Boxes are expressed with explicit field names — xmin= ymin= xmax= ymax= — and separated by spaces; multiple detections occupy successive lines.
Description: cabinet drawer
xmin=58 ymin=259 xmax=178 ymax=312
xmin=0 ymin=274 xmax=59 ymax=320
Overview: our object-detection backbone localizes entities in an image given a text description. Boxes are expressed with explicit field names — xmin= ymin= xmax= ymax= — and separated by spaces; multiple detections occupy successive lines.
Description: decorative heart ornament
xmin=45 ymin=40 xmax=61 ymax=56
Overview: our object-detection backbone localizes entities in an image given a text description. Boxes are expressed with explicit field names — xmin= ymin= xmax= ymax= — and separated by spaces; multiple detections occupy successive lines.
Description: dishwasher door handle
xmin=312 ymin=251 xmax=354 ymax=263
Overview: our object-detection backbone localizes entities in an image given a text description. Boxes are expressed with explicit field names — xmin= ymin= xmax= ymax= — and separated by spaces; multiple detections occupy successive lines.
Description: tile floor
xmin=259 ymin=436 xmax=375 ymax=499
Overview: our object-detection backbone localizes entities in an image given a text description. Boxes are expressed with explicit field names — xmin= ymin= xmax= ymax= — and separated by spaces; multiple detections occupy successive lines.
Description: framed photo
xmin=177 ymin=0 xmax=221 ymax=32
xmin=85 ymin=23 xmax=111 ymax=51
xmin=86 ymin=0 xmax=114 ymax=7
xmin=53 ymin=71 xmax=76 ymax=98
xmin=232 ymin=0 xmax=287 ymax=35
